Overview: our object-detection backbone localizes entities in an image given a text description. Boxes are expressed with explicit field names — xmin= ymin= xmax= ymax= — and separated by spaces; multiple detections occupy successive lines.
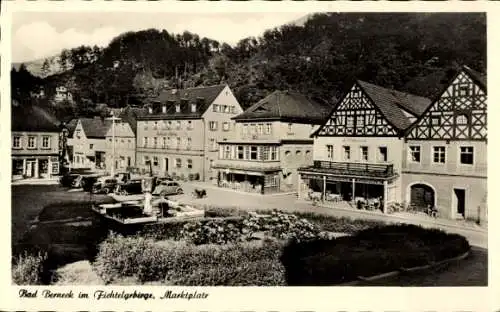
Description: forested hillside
xmin=11 ymin=12 xmax=486 ymax=121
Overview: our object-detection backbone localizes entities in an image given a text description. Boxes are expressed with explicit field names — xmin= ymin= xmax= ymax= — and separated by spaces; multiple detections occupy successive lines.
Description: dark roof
xmin=66 ymin=119 xmax=78 ymax=134
xmin=70 ymin=117 xmax=112 ymax=139
xmin=139 ymin=84 xmax=227 ymax=120
xmin=232 ymin=90 xmax=332 ymax=124
xmin=119 ymin=106 xmax=148 ymax=134
xmin=11 ymin=104 xmax=61 ymax=132
xmin=357 ymin=80 xmax=432 ymax=131
xmin=463 ymin=65 xmax=486 ymax=92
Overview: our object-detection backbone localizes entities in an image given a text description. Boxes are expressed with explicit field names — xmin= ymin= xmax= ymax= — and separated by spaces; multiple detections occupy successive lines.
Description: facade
xmin=11 ymin=104 xmax=62 ymax=180
xmin=214 ymin=90 xmax=331 ymax=194
xmin=402 ymin=66 xmax=487 ymax=222
xmin=136 ymin=84 xmax=243 ymax=181
xmin=54 ymin=86 xmax=73 ymax=103
xmin=298 ymin=81 xmax=431 ymax=211
xmin=104 ymin=121 xmax=136 ymax=171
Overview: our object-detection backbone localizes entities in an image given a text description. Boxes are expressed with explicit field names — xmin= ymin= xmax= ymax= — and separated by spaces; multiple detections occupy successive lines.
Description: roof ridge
xmin=357 ymin=79 xmax=430 ymax=101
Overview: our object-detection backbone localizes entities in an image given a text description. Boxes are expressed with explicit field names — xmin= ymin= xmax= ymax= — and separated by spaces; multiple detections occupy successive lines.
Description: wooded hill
xmin=11 ymin=13 xmax=486 ymax=121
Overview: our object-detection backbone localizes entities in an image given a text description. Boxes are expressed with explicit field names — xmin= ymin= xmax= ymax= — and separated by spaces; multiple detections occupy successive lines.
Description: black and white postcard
xmin=0 ymin=1 xmax=497 ymax=311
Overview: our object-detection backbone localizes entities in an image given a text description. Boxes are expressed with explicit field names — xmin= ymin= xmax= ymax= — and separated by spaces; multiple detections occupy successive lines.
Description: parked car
xmin=115 ymin=179 xmax=143 ymax=195
xmin=152 ymin=180 xmax=183 ymax=196
xmin=81 ymin=175 xmax=101 ymax=192
xmin=92 ymin=177 xmax=118 ymax=194
xmin=114 ymin=172 xmax=131 ymax=184
xmin=59 ymin=173 xmax=80 ymax=187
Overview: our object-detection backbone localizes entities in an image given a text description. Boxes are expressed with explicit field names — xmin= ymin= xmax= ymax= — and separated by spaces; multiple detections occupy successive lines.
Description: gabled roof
xmin=139 ymin=84 xmax=227 ymax=120
xmin=11 ymin=104 xmax=61 ymax=132
xmin=357 ymin=80 xmax=432 ymax=131
xmin=104 ymin=121 xmax=135 ymax=138
xmin=71 ymin=117 xmax=112 ymax=139
xmin=462 ymin=65 xmax=486 ymax=92
xmin=232 ymin=90 xmax=332 ymax=124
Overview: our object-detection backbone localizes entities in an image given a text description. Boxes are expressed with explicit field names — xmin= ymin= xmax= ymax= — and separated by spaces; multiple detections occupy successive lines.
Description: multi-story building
xmin=67 ymin=117 xmax=136 ymax=171
xmin=402 ymin=65 xmax=487 ymax=222
xmin=104 ymin=121 xmax=136 ymax=171
xmin=298 ymin=81 xmax=431 ymax=211
xmin=213 ymin=90 xmax=332 ymax=194
xmin=54 ymin=86 xmax=73 ymax=103
xmin=136 ymin=84 xmax=243 ymax=180
xmin=11 ymin=104 xmax=62 ymax=180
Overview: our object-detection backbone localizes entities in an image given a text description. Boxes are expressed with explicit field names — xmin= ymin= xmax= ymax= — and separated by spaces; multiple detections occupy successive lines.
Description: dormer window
xmin=458 ymin=84 xmax=470 ymax=97
xmin=430 ymin=116 xmax=441 ymax=126
xmin=456 ymin=114 xmax=469 ymax=125
xmin=175 ymin=104 xmax=181 ymax=113
xmin=191 ymin=103 xmax=197 ymax=113
xmin=148 ymin=107 xmax=153 ymax=114
xmin=162 ymin=105 xmax=167 ymax=113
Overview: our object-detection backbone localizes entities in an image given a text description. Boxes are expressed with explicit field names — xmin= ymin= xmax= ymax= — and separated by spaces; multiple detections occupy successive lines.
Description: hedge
xmin=280 ymin=224 xmax=471 ymax=285
xmin=93 ymin=233 xmax=286 ymax=285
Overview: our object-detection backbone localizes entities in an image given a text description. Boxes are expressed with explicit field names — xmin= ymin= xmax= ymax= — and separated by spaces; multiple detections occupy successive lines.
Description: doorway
xmin=410 ymin=183 xmax=435 ymax=212
xmin=454 ymin=188 xmax=466 ymax=218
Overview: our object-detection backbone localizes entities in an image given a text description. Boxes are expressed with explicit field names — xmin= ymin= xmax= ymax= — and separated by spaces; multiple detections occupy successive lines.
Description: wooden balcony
xmin=300 ymin=161 xmax=396 ymax=179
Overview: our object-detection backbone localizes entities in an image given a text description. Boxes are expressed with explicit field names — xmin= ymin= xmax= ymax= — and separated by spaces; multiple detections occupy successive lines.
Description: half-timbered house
xmin=298 ymin=81 xmax=431 ymax=212
xmin=402 ymin=65 xmax=487 ymax=223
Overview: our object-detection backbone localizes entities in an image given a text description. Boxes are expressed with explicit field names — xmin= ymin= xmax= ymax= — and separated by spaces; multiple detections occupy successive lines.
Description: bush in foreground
xmin=12 ymin=251 xmax=48 ymax=285
xmin=93 ymin=233 xmax=286 ymax=285
xmin=281 ymin=224 xmax=471 ymax=285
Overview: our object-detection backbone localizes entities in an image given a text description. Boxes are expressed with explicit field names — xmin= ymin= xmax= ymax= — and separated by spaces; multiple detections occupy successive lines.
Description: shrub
xmin=204 ymin=206 xmax=250 ymax=218
xmin=12 ymin=251 xmax=48 ymax=285
xmin=290 ymin=211 xmax=386 ymax=234
xmin=181 ymin=218 xmax=244 ymax=245
xmin=281 ymin=224 xmax=471 ymax=285
xmin=93 ymin=234 xmax=286 ymax=285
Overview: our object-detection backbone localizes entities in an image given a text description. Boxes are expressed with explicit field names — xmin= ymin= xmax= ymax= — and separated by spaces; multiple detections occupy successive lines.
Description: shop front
xmin=216 ymin=168 xmax=281 ymax=194
xmin=12 ymin=155 xmax=60 ymax=180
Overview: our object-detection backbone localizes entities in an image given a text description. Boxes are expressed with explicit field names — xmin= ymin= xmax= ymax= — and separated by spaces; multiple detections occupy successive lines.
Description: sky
xmin=11 ymin=12 xmax=309 ymax=63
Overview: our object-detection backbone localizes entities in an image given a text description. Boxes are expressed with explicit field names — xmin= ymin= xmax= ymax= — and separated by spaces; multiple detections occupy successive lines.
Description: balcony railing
xmin=300 ymin=161 xmax=395 ymax=178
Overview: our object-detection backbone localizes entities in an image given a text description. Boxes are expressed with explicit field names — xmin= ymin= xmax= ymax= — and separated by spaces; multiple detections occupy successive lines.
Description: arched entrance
xmin=409 ymin=183 xmax=436 ymax=211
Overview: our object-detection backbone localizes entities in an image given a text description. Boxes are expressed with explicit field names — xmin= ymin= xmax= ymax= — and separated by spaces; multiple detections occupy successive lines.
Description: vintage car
xmin=92 ymin=177 xmax=119 ymax=194
xmin=59 ymin=173 xmax=80 ymax=188
xmin=114 ymin=179 xmax=144 ymax=196
xmin=152 ymin=180 xmax=184 ymax=197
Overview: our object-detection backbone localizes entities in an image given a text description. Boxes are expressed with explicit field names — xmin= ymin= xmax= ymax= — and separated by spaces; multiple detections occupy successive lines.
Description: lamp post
xmin=106 ymin=114 xmax=121 ymax=177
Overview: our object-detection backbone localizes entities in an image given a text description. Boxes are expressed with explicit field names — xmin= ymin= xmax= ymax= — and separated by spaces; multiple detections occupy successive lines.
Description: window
xmin=13 ymin=136 xmax=21 ymax=148
xmin=28 ymin=136 xmax=36 ymax=149
xmin=187 ymin=138 xmax=192 ymax=149
xmin=360 ymin=146 xmax=368 ymax=161
xmin=187 ymin=159 xmax=193 ymax=169
xmin=176 ymin=121 xmax=181 ymax=130
xmin=51 ymin=162 xmax=59 ymax=174
xmin=433 ymin=146 xmax=446 ymax=164
xmin=162 ymin=137 xmax=167 ymax=149
xmin=230 ymin=106 xmax=235 ymax=114
xmin=176 ymin=158 xmax=182 ymax=168
xmin=356 ymin=115 xmax=364 ymax=126
xmin=153 ymin=137 xmax=158 ymax=148
xmin=409 ymin=146 xmax=421 ymax=162
xmin=346 ymin=116 xmax=354 ymax=127
xmin=213 ymin=104 xmax=218 ymax=112
xmin=143 ymin=156 xmax=150 ymax=165
xmin=210 ymin=138 xmax=216 ymax=151
xmin=175 ymin=104 xmax=181 ymax=113
xmin=224 ymin=146 xmax=232 ymax=159
xmin=378 ymin=147 xmax=388 ymax=162
xmin=237 ymin=146 xmax=244 ymax=159
xmin=460 ymin=146 xmax=474 ymax=165
xmin=258 ymin=124 xmax=263 ymax=134
xmin=430 ymin=116 xmax=441 ymax=126
xmin=270 ymin=146 xmax=278 ymax=160
xmin=223 ymin=122 xmax=230 ymax=131
xmin=191 ymin=104 xmax=197 ymax=113
xmin=209 ymin=121 xmax=218 ymax=131
xmin=326 ymin=145 xmax=334 ymax=159
xmin=296 ymin=150 xmax=302 ymax=156
xmin=89 ymin=143 xmax=93 ymax=150
xmin=144 ymin=121 xmax=148 ymax=130
xmin=187 ymin=121 xmax=193 ymax=130
xmin=265 ymin=123 xmax=272 ymax=135
xmin=75 ymin=129 xmax=81 ymax=139
xmin=287 ymin=123 xmax=293 ymax=133
xmin=154 ymin=121 xmax=158 ymax=130
xmin=42 ymin=136 xmax=50 ymax=149
xmin=176 ymin=137 xmax=181 ymax=149
xmin=251 ymin=124 xmax=257 ymax=135
xmin=458 ymin=84 xmax=470 ymax=96
xmin=343 ymin=146 xmax=351 ymax=160
xmin=250 ymin=146 xmax=258 ymax=160
xmin=285 ymin=150 xmax=291 ymax=158
xmin=153 ymin=156 xmax=159 ymax=166
xmin=261 ymin=146 xmax=269 ymax=160
xmin=167 ymin=121 xmax=172 ymax=129
xmin=143 ymin=137 xmax=148 ymax=148
xmin=456 ymin=114 xmax=469 ymax=125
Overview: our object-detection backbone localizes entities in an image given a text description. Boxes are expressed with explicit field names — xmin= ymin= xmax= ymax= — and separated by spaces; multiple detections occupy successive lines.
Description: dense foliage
xmin=12 ymin=13 xmax=485 ymax=120
xmin=12 ymin=251 xmax=49 ymax=285
xmin=281 ymin=224 xmax=471 ymax=285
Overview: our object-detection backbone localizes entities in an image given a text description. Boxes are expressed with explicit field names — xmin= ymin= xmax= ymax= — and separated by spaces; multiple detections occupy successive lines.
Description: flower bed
xmin=280 ymin=224 xmax=470 ymax=285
